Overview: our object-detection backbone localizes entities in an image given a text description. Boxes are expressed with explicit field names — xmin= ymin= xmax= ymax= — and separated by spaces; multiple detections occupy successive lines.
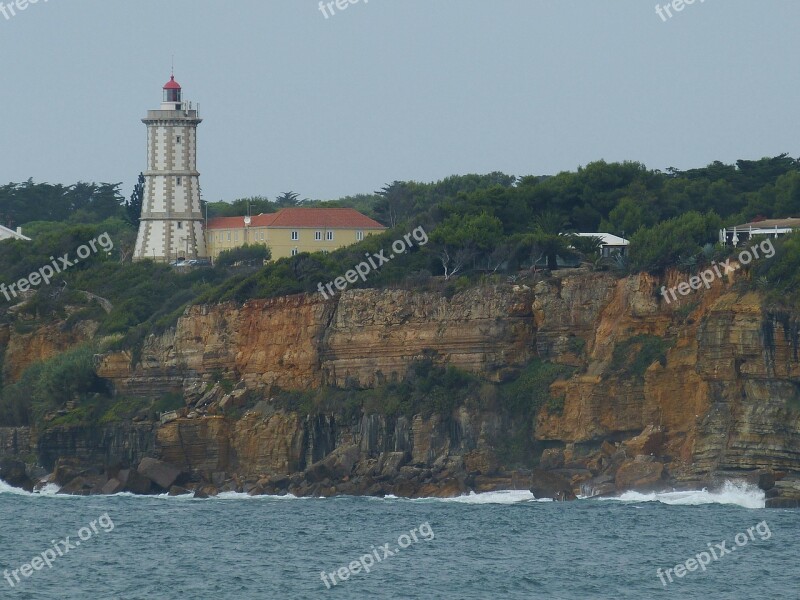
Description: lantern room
xmin=163 ymin=75 xmax=182 ymax=108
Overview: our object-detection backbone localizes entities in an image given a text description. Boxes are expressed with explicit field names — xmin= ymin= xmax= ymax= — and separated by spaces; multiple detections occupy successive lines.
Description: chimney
xmin=16 ymin=227 xmax=22 ymax=236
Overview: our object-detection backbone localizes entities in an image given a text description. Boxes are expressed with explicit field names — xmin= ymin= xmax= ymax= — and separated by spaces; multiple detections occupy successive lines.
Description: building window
xmin=291 ymin=231 xmax=299 ymax=241
xmin=315 ymin=231 xmax=322 ymax=241
xmin=291 ymin=248 xmax=299 ymax=256
xmin=356 ymin=230 xmax=364 ymax=241
xmin=234 ymin=232 xmax=239 ymax=242
xmin=326 ymin=231 xmax=334 ymax=241
xmin=227 ymin=232 xmax=231 ymax=241
xmin=176 ymin=176 xmax=182 ymax=186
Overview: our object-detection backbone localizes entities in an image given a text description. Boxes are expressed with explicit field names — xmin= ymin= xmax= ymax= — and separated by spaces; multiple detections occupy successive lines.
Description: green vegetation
xmin=609 ymin=335 xmax=674 ymax=380
xmin=0 ymin=343 xmax=107 ymax=426
xmin=276 ymin=357 xmax=480 ymax=419
xmin=492 ymin=359 xmax=574 ymax=466
xmin=216 ymin=244 xmax=271 ymax=268
xmin=5 ymin=155 xmax=800 ymax=426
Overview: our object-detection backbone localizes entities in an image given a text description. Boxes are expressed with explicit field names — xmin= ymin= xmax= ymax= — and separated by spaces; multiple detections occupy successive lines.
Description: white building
xmin=574 ymin=232 xmax=630 ymax=257
xmin=0 ymin=225 xmax=30 ymax=242
xmin=720 ymin=218 xmax=800 ymax=246
xmin=133 ymin=75 xmax=207 ymax=262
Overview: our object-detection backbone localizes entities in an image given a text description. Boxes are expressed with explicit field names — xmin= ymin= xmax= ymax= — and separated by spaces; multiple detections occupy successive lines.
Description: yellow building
xmin=205 ymin=207 xmax=386 ymax=260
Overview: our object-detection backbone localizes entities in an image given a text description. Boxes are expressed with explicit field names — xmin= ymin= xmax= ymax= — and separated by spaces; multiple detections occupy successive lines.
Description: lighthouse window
xmin=177 ymin=222 xmax=183 ymax=229
xmin=176 ymin=177 xmax=182 ymax=186
xmin=176 ymin=135 xmax=182 ymax=144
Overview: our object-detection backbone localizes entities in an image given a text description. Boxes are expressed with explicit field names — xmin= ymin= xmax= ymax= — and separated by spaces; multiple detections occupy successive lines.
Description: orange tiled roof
xmin=207 ymin=208 xmax=385 ymax=230
xmin=206 ymin=213 xmax=278 ymax=230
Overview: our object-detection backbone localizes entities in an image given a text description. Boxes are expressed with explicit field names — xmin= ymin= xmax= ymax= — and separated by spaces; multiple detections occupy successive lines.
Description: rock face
xmin=2 ymin=272 xmax=800 ymax=500
xmin=96 ymin=286 xmax=535 ymax=396
xmin=1 ymin=320 xmax=98 ymax=384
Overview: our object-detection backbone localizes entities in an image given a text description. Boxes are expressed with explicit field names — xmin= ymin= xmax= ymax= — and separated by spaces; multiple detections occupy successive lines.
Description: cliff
xmin=2 ymin=270 xmax=799 ymax=503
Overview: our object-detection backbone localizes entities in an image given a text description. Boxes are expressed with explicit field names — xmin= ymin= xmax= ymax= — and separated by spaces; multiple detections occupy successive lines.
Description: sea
xmin=0 ymin=480 xmax=798 ymax=599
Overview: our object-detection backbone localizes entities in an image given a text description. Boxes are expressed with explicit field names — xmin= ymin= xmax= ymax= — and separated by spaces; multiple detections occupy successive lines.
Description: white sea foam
xmin=0 ymin=480 xmax=62 ymax=497
xmin=1 ymin=479 xmax=765 ymax=508
xmin=412 ymin=490 xmax=548 ymax=504
xmin=595 ymin=481 xmax=765 ymax=509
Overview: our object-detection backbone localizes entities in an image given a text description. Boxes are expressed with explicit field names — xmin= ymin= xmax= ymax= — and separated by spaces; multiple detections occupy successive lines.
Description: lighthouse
xmin=133 ymin=74 xmax=207 ymax=262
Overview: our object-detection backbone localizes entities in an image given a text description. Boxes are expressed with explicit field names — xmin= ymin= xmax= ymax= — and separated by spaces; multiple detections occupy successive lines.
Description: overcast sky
xmin=0 ymin=0 xmax=797 ymax=203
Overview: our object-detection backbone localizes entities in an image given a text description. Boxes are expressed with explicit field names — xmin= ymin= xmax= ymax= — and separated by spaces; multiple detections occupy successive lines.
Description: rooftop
xmin=574 ymin=232 xmax=629 ymax=246
xmin=207 ymin=208 xmax=386 ymax=230
xmin=733 ymin=218 xmax=800 ymax=230
xmin=163 ymin=75 xmax=181 ymax=90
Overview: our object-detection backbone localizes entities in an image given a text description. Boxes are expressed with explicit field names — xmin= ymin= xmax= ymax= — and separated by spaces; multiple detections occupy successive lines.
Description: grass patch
xmin=609 ymin=334 xmax=674 ymax=380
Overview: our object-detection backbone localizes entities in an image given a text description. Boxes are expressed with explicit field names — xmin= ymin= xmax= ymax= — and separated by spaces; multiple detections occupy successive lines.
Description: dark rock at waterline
xmin=765 ymin=497 xmax=800 ymax=509
xmin=53 ymin=457 xmax=84 ymax=487
xmin=615 ymin=459 xmax=665 ymax=492
xmin=138 ymin=457 xmax=183 ymax=490
xmin=168 ymin=485 xmax=191 ymax=496
xmin=0 ymin=458 xmax=34 ymax=492
xmin=744 ymin=469 xmax=776 ymax=491
xmin=118 ymin=468 xmax=153 ymax=495
xmin=101 ymin=478 xmax=125 ymax=495
xmin=193 ymin=484 xmax=219 ymax=499
xmin=529 ymin=469 xmax=575 ymax=501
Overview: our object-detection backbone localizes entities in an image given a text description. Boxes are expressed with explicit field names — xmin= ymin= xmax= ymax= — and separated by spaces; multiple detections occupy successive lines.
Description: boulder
xmin=246 ymin=485 xmax=265 ymax=496
xmin=529 ymin=469 xmax=575 ymax=501
xmin=138 ymin=458 xmax=183 ymax=490
xmin=615 ymin=459 xmax=664 ymax=491
xmin=305 ymin=445 xmax=362 ymax=483
xmin=168 ymin=486 xmax=191 ymax=496
xmin=745 ymin=469 xmax=776 ymax=491
xmin=101 ymin=479 xmax=125 ymax=495
xmin=473 ymin=475 xmax=515 ymax=493
xmin=57 ymin=476 xmax=93 ymax=496
xmin=600 ymin=441 xmax=617 ymax=457
xmin=413 ymin=477 xmax=468 ymax=498
xmin=623 ymin=425 xmax=664 ymax=457
xmin=379 ymin=451 xmax=408 ymax=477
xmin=0 ymin=458 xmax=34 ymax=492
xmin=581 ymin=474 xmax=616 ymax=497
xmin=765 ymin=497 xmax=800 ymax=509
xmin=194 ymin=484 xmax=219 ymax=499
xmin=118 ymin=469 xmax=153 ymax=495
xmin=540 ymin=448 xmax=565 ymax=470
xmin=52 ymin=457 xmax=83 ymax=487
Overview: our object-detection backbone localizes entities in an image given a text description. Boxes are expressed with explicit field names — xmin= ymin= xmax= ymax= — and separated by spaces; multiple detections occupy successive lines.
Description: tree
xmin=126 ymin=173 xmax=145 ymax=226
xmin=429 ymin=212 xmax=503 ymax=279
xmin=216 ymin=244 xmax=272 ymax=268
xmin=532 ymin=211 xmax=571 ymax=270
xmin=374 ymin=182 xmax=416 ymax=228
xmin=275 ymin=191 xmax=302 ymax=208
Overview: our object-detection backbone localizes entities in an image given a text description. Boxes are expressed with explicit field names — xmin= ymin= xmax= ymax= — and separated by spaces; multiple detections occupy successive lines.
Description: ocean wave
xmin=0 ymin=480 xmax=62 ymax=497
xmin=1 ymin=479 xmax=766 ymax=508
xmin=594 ymin=481 xmax=765 ymax=509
